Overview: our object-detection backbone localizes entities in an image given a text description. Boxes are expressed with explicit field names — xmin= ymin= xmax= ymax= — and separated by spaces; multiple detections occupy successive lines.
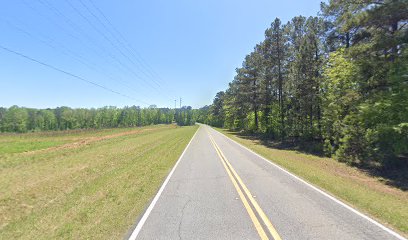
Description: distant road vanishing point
xmin=128 ymin=124 xmax=405 ymax=240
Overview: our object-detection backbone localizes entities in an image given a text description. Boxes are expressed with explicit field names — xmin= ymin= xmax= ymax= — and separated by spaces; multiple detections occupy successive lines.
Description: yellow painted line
xmin=208 ymin=132 xmax=282 ymax=240
xmin=208 ymin=134 xmax=269 ymax=240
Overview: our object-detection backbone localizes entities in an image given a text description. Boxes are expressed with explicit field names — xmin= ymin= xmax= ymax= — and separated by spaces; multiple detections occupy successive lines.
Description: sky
xmin=0 ymin=0 xmax=323 ymax=109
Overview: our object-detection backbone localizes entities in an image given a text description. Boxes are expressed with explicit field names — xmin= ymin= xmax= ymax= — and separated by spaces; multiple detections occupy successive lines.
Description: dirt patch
xmin=22 ymin=128 xmax=156 ymax=155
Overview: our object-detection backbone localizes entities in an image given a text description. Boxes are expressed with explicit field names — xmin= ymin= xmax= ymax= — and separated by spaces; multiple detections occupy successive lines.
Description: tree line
xmin=0 ymin=105 xmax=195 ymax=132
xmin=197 ymin=0 xmax=408 ymax=168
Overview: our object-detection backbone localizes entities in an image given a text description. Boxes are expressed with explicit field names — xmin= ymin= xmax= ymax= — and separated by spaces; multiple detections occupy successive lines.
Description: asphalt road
xmin=129 ymin=124 xmax=405 ymax=240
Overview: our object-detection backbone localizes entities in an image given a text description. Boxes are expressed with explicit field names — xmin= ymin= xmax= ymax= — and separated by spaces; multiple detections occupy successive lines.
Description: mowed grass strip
xmin=215 ymin=128 xmax=408 ymax=236
xmin=0 ymin=124 xmax=198 ymax=239
xmin=0 ymin=126 xmax=169 ymax=155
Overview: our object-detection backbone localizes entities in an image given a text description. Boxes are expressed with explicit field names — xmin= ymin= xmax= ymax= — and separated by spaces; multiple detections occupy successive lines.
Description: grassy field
xmin=216 ymin=128 xmax=408 ymax=236
xmin=0 ymin=127 xmax=158 ymax=154
xmin=0 ymin=124 xmax=198 ymax=239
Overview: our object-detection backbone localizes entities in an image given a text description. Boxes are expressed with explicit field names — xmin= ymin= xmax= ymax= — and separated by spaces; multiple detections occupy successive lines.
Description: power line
xmin=1 ymin=16 xmax=151 ymax=100
xmin=17 ymin=0 xmax=171 ymax=105
xmin=80 ymin=0 xmax=161 ymax=88
xmin=64 ymin=0 xmax=165 ymax=95
xmin=35 ymin=0 xmax=157 ymax=96
xmin=83 ymin=0 xmax=173 ymax=97
xmin=20 ymin=0 xmax=94 ymax=53
xmin=79 ymin=0 xmax=173 ymax=102
xmin=0 ymin=45 xmax=150 ymax=105
xmin=29 ymin=0 xmax=109 ymax=62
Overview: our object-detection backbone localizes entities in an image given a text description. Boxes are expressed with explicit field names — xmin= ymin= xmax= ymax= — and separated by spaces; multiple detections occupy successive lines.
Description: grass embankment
xmin=216 ymin=128 xmax=408 ymax=236
xmin=0 ymin=124 xmax=198 ymax=239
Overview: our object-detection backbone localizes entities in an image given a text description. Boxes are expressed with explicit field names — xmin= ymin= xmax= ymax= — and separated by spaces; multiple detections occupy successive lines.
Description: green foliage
xmin=203 ymin=0 xmax=408 ymax=169
xmin=209 ymin=91 xmax=226 ymax=127
xmin=334 ymin=114 xmax=369 ymax=164
xmin=322 ymin=48 xmax=361 ymax=156
xmin=174 ymin=106 xmax=195 ymax=126
xmin=1 ymin=106 xmax=29 ymax=133
xmin=0 ymin=105 xmax=195 ymax=132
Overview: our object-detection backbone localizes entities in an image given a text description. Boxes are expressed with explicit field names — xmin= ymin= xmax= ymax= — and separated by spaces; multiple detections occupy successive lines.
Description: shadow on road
xmin=223 ymin=129 xmax=408 ymax=191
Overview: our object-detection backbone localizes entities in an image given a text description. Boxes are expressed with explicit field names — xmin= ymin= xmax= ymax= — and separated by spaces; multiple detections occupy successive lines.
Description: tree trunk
xmin=253 ymin=79 xmax=259 ymax=130
xmin=277 ymin=31 xmax=285 ymax=140
xmin=390 ymin=21 xmax=398 ymax=62
xmin=345 ymin=32 xmax=350 ymax=48
xmin=263 ymin=76 xmax=272 ymax=133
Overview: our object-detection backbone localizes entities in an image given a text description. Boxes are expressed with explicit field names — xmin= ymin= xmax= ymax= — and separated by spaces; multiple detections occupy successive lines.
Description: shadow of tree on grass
xmin=223 ymin=129 xmax=408 ymax=191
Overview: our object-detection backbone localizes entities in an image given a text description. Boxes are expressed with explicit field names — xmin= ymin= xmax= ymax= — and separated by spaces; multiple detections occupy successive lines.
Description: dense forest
xmin=0 ymin=105 xmax=195 ymax=132
xmin=197 ymin=0 xmax=408 ymax=169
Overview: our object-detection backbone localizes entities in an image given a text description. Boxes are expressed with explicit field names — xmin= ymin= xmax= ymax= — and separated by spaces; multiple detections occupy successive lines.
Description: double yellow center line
xmin=207 ymin=131 xmax=282 ymax=240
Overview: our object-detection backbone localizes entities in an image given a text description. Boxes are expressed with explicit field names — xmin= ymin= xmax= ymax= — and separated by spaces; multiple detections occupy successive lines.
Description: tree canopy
xmin=0 ymin=105 xmax=195 ymax=132
xmin=198 ymin=0 xmax=408 ymax=168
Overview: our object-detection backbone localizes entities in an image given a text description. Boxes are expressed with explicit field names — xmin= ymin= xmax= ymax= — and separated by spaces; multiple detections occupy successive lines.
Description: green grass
xmin=215 ymin=128 xmax=408 ymax=236
xmin=0 ymin=124 xmax=198 ymax=239
xmin=0 ymin=127 xmax=161 ymax=155
xmin=0 ymin=140 xmax=67 ymax=154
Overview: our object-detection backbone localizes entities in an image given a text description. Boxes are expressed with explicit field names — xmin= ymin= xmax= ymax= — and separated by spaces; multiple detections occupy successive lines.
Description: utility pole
xmin=174 ymin=99 xmax=176 ymax=109
xmin=179 ymin=97 xmax=182 ymax=109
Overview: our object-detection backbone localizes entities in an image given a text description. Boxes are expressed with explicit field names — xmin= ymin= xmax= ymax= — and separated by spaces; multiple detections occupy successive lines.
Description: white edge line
xmin=128 ymin=126 xmax=200 ymax=240
xmin=210 ymin=125 xmax=407 ymax=240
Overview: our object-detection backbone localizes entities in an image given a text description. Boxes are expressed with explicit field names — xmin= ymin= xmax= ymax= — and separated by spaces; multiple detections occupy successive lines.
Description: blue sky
xmin=0 ymin=0 xmax=323 ymax=109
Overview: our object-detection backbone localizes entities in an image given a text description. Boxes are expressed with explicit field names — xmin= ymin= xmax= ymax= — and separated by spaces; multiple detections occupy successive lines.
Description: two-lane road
xmin=129 ymin=125 xmax=405 ymax=240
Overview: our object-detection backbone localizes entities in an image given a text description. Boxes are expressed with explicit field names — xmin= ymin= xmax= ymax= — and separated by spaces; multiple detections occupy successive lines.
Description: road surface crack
xmin=177 ymin=198 xmax=191 ymax=240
